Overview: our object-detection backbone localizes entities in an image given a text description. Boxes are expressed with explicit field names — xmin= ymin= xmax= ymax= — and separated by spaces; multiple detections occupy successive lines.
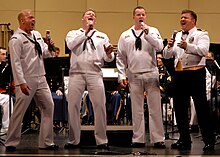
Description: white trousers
xmin=128 ymin=71 xmax=165 ymax=144
xmin=67 ymin=73 xmax=108 ymax=145
xmin=5 ymin=76 xmax=55 ymax=148
xmin=0 ymin=93 xmax=13 ymax=129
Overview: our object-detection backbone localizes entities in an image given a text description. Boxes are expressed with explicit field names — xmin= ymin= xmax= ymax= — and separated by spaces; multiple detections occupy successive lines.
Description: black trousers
xmin=173 ymin=67 xmax=215 ymax=145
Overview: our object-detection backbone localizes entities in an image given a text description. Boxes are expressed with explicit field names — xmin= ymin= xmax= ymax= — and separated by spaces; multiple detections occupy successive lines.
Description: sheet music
xmin=101 ymin=68 xmax=118 ymax=78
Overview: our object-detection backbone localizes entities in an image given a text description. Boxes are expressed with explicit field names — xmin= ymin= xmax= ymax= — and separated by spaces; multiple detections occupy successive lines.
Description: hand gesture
xmin=104 ymin=45 xmax=114 ymax=59
xmin=177 ymin=37 xmax=187 ymax=50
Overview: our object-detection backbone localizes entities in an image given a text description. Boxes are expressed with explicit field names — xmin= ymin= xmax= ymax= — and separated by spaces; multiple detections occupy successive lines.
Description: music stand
xmin=44 ymin=56 xmax=70 ymax=134
xmin=205 ymin=59 xmax=220 ymax=144
xmin=206 ymin=59 xmax=220 ymax=105
xmin=160 ymin=58 xmax=177 ymax=140
xmin=206 ymin=59 xmax=220 ymax=75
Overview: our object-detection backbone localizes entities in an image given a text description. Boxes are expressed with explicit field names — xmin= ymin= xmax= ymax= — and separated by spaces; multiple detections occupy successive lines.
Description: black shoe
xmin=171 ymin=141 xmax=191 ymax=150
xmin=39 ymin=144 xmax=59 ymax=150
xmin=64 ymin=143 xmax=80 ymax=149
xmin=131 ymin=142 xmax=145 ymax=148
xmin=154 ymin=142 xmax=166 ymax=149
xmin=189 ymin=125 xmax=199 ymax=133
xmin=6 ymin=146 xmax=16 ymax=152
xmin=97 ymin=143 xmax=109 ymax=150
xmin=203 ymin=144 xmax=215 ymax=151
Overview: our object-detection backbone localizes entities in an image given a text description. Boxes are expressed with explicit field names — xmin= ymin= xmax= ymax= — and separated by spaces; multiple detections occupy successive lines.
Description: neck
xmin=134 ymin=24 xmax=142 ymax=30
xmin=20 ymin=26 xmax=31 ymax=35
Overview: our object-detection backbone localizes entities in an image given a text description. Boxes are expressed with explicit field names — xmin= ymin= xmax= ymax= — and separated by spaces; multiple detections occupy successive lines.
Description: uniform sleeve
xmin=9 ymin=36 xmax=26 ymax=85
xmin=144 ymin=27 xmax=164 ymax=52
xmin=66 ymin=30 xmax=87 ymax=54
xmin=116 ymin=34 xmax=127 ymax=82
xmin=103 ymin=34 xmax=115 ymax=62
xmin=163 ymin=46 xmax=175 ymax=59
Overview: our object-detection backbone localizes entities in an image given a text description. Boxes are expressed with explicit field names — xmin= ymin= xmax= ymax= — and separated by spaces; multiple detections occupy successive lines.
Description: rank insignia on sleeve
xmin=125 ymin=35 xmax=130 ymax=39
xmin=23 ymin=41 xmax=29 ymax=44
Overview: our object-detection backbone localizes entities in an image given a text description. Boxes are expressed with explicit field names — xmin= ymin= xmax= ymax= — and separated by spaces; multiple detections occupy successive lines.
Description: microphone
xmin=139 ymin=20 xmax=144 ymax=26
xmin=46 ymin=30 xmax=56 ymax=52
xmin=163 ymin=38 xmax=168 ymax=47
xmin=172 ymin=30 xmax=178 ymax=43
xmin=139 ymin=20 xmax=149 ymax=35
xmin=88 ymin=19 xmax=93 ymax=30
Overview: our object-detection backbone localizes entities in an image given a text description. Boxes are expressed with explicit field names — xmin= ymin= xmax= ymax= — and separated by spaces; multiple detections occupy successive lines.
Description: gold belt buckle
xmin=175 ymin=59 xmax=183 ymax=71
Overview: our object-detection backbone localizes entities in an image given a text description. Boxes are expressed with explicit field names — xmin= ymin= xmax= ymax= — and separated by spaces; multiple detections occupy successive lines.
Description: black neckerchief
xmin=131 ymin=29 xmax=144 ymax=50
xmin=22 ymin=33 xmax=42 ymax=58
xmin=83 ymin=31 xmax=96 ymax=51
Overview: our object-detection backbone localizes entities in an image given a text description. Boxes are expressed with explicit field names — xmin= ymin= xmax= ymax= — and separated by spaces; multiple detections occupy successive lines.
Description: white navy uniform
xmin=66 ymin=28 xmax=114 ymax=145
xmin=5 ymin=28 xmax=56 ymax=148
xmin=116 ymin=25 xmax=165 ymax=144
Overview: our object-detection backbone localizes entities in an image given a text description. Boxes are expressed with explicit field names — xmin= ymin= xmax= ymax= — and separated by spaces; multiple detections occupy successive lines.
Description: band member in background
xmin=5 ymin=9 xmax=59 ymax=151
xmin=0 ymin=47 xmax=14 ymax=135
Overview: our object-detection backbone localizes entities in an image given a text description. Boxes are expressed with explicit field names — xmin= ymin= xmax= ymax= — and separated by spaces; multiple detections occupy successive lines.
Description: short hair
xmin=181 ymin=9 xmax=197 ymax=23
xmin=55 ymin=47 xmax=60 ymax=51
xmin=82 ymin=8 xmax=96 ymax=17
xmin=17 ymin=9 xmax=32 ymax=24
xmin=0 ymin=47 xmax=6 ymax=54
xmin=133 ymin=6 xmax=146 ymax=16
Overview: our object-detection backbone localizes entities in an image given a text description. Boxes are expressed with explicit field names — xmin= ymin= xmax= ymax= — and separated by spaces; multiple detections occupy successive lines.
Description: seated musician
xmin=0 ymin=47 xmax=14 ymax=135
xmin=54 ymin=76 xmax=94 ymax=126
xmin=156 ymin=52 xmax=177 ymax=125
xmin=106 ymin=84 xmax=132 ymax=125
xmin=55 ymin=76 xmax=131 ymax=126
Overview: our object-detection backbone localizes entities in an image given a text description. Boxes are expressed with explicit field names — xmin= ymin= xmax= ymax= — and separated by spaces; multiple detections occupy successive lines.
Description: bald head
xmin=17 ymin=9 xmax=35 ymax=34
xmin=18 ymin=9 xmax=32 ymax=24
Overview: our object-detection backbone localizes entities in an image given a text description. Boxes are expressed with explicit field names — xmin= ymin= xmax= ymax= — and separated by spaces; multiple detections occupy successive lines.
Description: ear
xmin=21 ymin=19 xmax=24 ymax=24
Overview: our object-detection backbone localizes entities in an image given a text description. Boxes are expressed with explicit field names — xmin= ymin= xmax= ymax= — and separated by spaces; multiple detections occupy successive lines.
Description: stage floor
xmin=0 ymin=125 xmax=220 ymax=156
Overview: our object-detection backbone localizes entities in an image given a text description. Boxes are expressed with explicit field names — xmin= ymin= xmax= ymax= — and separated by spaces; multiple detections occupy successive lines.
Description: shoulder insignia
xmin=197 ymin=28 xmax=206 ymax=32
xmin=10 ymin=37 xmax=17 ymax=40
xmin=96 ymin=35 xmax=104 ymax=39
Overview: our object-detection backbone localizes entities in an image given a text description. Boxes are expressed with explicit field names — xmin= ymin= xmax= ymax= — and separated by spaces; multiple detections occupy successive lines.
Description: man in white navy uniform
xmin=116 ymin=6 xmax=166 ymax=148
xmin=163 ymin=9 xmax=215 ymax=151
xmin=65 ymin=8 xmax=114 ymax=150
xmin=5 ymin=9 xmax=59 ymax=151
